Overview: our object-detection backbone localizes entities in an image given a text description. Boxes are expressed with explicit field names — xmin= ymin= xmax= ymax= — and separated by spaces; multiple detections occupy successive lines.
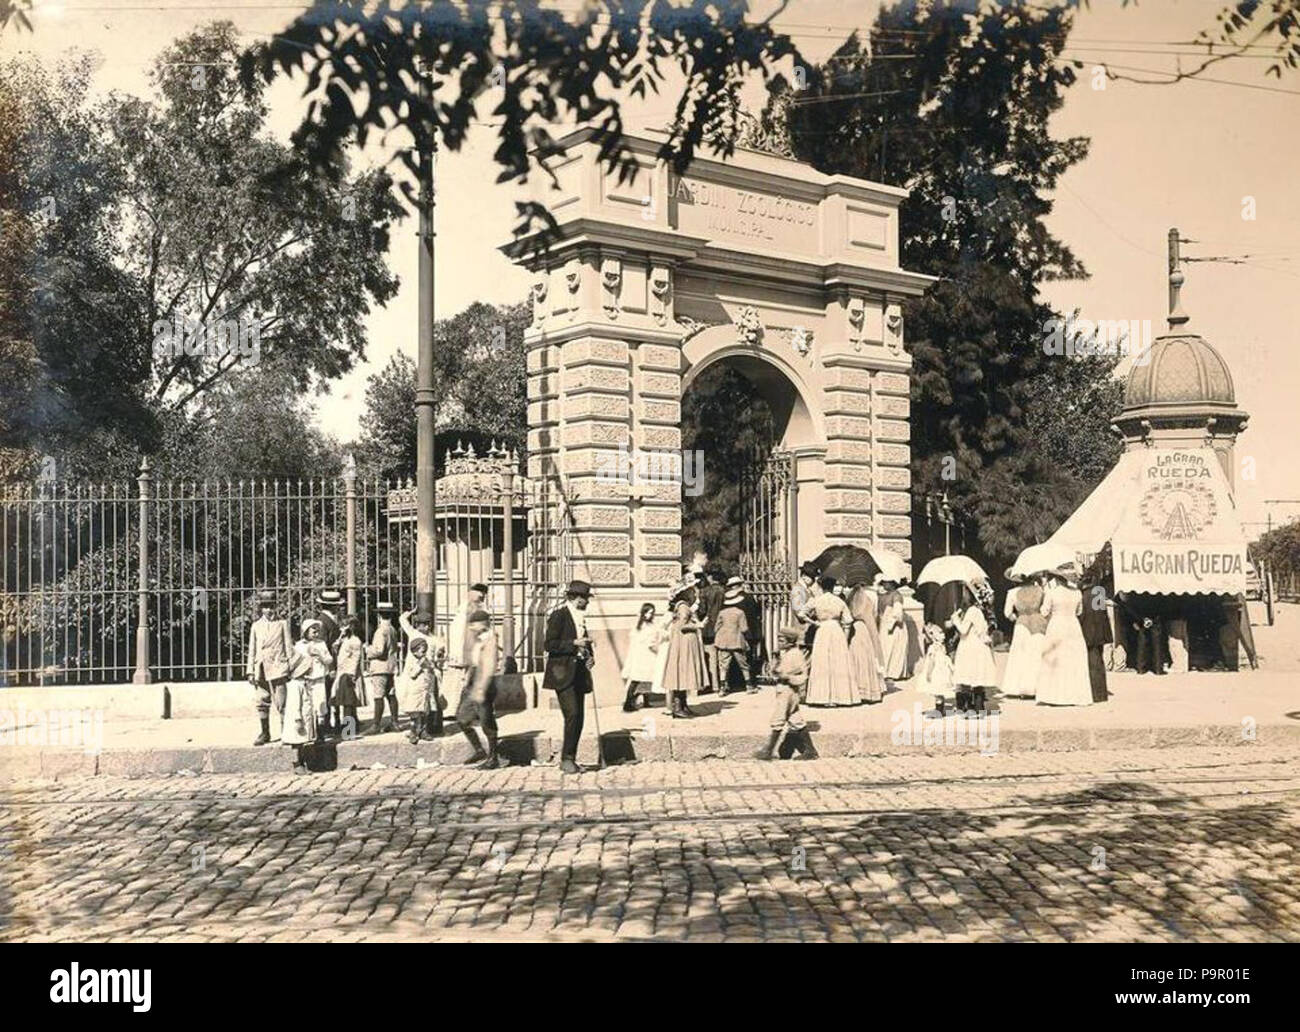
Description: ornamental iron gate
xmin=737 ymin=447 xmax=796 ymax=663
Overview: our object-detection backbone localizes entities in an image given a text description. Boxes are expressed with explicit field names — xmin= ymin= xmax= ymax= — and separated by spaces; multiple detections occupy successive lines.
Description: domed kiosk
xmin=1044 ymin=231 xmax=1256 ymax=673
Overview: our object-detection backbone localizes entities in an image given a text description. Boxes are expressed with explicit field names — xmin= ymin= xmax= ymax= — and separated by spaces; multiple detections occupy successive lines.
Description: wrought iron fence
xmin=1 ymin=456 xmax=570 ymax=686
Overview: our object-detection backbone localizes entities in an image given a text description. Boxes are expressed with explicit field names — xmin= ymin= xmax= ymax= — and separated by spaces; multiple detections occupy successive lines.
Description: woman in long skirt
xmin=847 ymin=584 xmax=885 ymax=703
xmin=951 ymin=589 xmax=998 ymax=711
xmin=1037 ymin=573 xmax=1093 ymax=706
xmin=660 ymin=598 xmax=706 ymax=718
xmin=1001 ymin=572 xmax=1046 ymax=699
xmin=878 ymin=580 xmax=909 ymax=681
xmin=802 ymin=576 xmax=860 ymax=706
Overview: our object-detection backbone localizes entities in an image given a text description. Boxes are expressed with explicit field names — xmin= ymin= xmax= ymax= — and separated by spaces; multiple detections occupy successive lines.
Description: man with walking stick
xmin=543 ymin=580 xmax=595 ymax=774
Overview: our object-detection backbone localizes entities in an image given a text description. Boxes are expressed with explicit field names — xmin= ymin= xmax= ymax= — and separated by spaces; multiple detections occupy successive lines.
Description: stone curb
xmin=3 ymin=721 xmax=1298 ymax=780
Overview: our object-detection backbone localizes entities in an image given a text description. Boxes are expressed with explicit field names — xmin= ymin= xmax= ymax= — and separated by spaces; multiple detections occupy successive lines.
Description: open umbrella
xmin=809 ymin=545 xmax=881 ymax=587
xmin=1008 ymin=542 xmax=1077 ymax=580
xmin=867 ymin=547 xmax=910 ymax=584
xmin=916 ymin=554 xmax=988 ymax=587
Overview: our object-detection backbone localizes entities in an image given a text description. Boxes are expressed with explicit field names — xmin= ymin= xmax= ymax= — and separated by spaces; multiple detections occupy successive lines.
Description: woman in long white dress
xmin=847 ymin=584 xmax=885 ymax=703
xmin=1001 ymin=573 xmax=1046 ymax=699
xmin=951 ymin=593 xmax=998 ymax=707
xmin=1036 ymin=573 xmax=1093 ymax=706
xmin=878 ymin=580 xmax=909 ymax=681
xmin=802 ymin=577 xmax=860 ymax=706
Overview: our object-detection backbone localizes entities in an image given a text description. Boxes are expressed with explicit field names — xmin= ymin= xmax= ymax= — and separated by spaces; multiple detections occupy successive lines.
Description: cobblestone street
xmin=3 ymin=746 xmax=1299 ymax=942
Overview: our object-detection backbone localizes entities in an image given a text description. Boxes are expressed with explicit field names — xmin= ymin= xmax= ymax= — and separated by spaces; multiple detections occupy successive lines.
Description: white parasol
xmin=916 ymin=554 xmax=988 ymax=587
xmin=1008 ymin=542 xmax=1078 ymax=580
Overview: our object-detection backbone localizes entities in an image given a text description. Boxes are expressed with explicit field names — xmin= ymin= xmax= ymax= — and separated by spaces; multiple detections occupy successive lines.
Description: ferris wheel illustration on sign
xmin=1138 ymin=480 xmax=1217 ymax=541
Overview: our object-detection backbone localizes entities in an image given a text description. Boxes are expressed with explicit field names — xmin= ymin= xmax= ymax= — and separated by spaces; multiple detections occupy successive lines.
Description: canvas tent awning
xmin=1045 ymin=447 xmax=1248 ymax=596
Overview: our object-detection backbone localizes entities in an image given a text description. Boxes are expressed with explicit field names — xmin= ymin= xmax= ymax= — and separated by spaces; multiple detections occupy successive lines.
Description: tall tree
xmin=353 ymin=299 xmax=529 ymax=481
xmin=1 ymin=23 xmax=402 ymax=476
xmin=766 ymin=0 xmax=1123 ymax=563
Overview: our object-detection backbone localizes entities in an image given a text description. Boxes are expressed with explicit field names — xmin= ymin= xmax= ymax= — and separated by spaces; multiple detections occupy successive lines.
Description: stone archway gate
xmin=502 ymin=129 xmax=934 ymax=702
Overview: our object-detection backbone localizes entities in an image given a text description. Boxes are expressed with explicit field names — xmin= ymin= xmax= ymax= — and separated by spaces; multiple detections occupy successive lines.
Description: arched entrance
xmin=502 ymin=128 xmax=932 ymax=701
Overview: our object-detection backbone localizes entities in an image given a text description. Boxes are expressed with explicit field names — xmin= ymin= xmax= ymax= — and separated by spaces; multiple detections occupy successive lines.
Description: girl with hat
xmin=298 ymin=619 xmax=335 ymax=743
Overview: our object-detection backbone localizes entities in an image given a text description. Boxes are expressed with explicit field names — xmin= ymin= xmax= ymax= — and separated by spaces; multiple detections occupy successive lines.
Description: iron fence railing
xmin=1 ymin=459 xmax=570 ymax=686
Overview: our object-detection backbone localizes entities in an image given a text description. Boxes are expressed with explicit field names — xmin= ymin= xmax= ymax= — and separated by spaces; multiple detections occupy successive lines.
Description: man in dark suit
xmin=315 ymin=589 xmax=344 ymax=732
xmin=700 ymin=566 xmax=726 ymax=692
xmin=542 ymin=580 xmax=594 ymax=774
xmin=1077 ymin=551 xmax=1113 ymax=702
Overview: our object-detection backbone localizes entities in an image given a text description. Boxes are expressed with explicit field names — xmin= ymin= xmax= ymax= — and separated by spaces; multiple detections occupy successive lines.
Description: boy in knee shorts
xmin=755 ymin=624 xmax=819 ymax=760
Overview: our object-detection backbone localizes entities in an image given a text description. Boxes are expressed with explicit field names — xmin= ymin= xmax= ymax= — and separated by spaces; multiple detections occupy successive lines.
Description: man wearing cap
xmin=315 ymin=589 xmax=344 ymax=733
xmin=714 ymin=577 xmax=755 ymax=694
xmin=542 ymin=580 xmax=594 ymax=774
xmin=366 ymin=602 xmax=401 ymax=733
xmin=246 ymin=590 xmax=295 ymax=746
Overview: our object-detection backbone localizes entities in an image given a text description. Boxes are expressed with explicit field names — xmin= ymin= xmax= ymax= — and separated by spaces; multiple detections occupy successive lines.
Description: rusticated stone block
xmin=824 ymin=464 xmax=873 ymax=488
xmin=636 ymin=398 xmax=680 ymax=425
xmin=566 ymin=476 xmax=631 ymax=502
xmin=826 ymin=441 xmax=874 ymax=465
xmin=638 ymin=561 xmax=681 ymax=585
xmin=565 ymin=365 xmax=629 ymax=393
xmin=875 ymin=442 xmax=910 ymax=466
xmin=876 ymin=465 xmax=911 ymax=489
xmin=826 ymin=416 xmax=873 ymax=441
xmin=876 ymin=371 xmax=910 ymax=395
xmin=527 ymin=455 xmax=560 ymax=480
xmin=875 ymin=393 xmax=910 ymax=418
xmin=823 ymin=389 xmax=872 ymax=416
xmin=875 ymin=489 xmax=912 ymax=514
xmin=637 ymin=506 xmax=682 ymax=530
xmin=565 ymin=447 xmax=625 ymax=477
xmin=825 ymin=489 xmax=873 ymax=512
xmin=631 ymin=481 xmax=682 ymax=504
xmin=826 ymin=366 xmax=874 ymax=391
xmin=569 ymin=504 xmax=631 ymax=530
xmin=527 ymin=345 xmax=559 ymax=373
xmin=564 ymin=394 xmax=629 ymax=421
xmin=636 ymin=343 xmax=681 ymax=371
xmin=874 ymin=417 xmax=910 ymax=443
xmin=562 ymin=338 xmax=630 ymax=366
xmin=637 ymin=532 xmax=683 ymax=558
xmin=526 ymin=427 xmax=559 ymax=452
xmin=640 ymin=426 xmax=682 ymax=450
xmin=562 ymin=421 xmax=631 ymax=448
xmin=570 ymin=560 xmax=632 ymax=586
xmin=824 ymin=514 xmax=876 ymax=537
xmin=638 ymin=371 xmax=681 ymax=398
xmin=527 ymin=400 xmax=559 ymax=427
xmin=528 ymin=372 xmax=560 ymax=399
xmin=876 ymin=514 xmax=913 ymax=537
xmin=573 ymin=533 xmax=632 ymax=557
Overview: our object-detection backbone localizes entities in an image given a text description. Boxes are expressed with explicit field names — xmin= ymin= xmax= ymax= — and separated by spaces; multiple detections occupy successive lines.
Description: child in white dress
xmin=916 ymin=623 xmax=954 ymax=710
xmin=621 ymin=603 xmax=662 ymax=712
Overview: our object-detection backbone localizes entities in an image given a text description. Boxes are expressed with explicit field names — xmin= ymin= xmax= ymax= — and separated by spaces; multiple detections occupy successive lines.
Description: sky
xmin=4 ymin=0 xmax=1299 ymax=535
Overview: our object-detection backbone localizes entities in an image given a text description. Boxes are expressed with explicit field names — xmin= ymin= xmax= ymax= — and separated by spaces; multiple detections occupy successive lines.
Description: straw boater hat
xmin=256 ymin=589 xmax=276 ymax=606
xmin=374 ymin=600 xmax=395 ymax=615
xmin=316 ymin=589 xmax=343 ymax=606
xmin=723 ymin=576 xmax=744 ymax=605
